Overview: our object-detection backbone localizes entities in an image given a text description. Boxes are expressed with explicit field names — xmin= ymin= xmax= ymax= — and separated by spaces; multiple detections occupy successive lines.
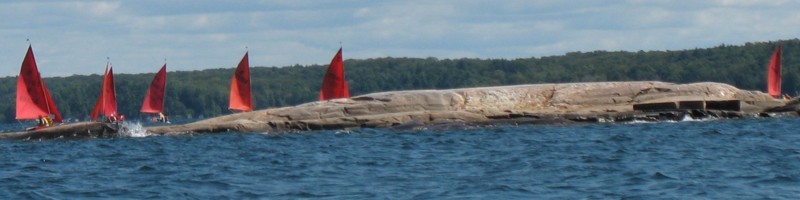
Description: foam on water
xmin=334 ymin=129 xmax=353 ymax=135
xmin=623 ymin=113 xmax=721 ymax=124
xmin=679 ymin=114 xmax=718 ymax=122
xmin=118 ymin=121 xmax=150 ymax=137
xmin=597 ymin=117 xmax=615 ymax=123
xmin=624 ymin=119 xmax=658 ymax=124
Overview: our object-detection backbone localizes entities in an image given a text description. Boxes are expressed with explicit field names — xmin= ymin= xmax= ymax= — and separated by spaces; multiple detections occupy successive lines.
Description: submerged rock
xmin=146 ymin=81 xmax=790 ymax=135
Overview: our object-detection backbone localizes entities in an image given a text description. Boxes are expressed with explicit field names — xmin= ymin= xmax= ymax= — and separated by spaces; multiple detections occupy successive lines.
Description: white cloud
xmin=713 ymin=0 xmax=790 ymax=6
xmin=84 ymin=1 xmax=120 ymax=16
xmin=1 ymin=0 xmax=799 ymax=77
xmin=193 ymin=15 xmax=210 ymax=28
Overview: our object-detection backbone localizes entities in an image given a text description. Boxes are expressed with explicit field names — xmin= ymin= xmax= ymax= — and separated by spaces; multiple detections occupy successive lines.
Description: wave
xmin=678 ymin=114 xmax=719 ymax=122
xmin=622 ymin=113 xmax=720 ymax=124
xmin=118 ymin=121 xmax=151 ymax=138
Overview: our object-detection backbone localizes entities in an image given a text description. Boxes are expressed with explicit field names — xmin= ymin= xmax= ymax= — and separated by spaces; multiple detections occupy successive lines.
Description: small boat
xmin=3 ymin=44 xmax=118 ymax=140
xmin=90 ymin=63 xmax=123 ymax=122
xmin=319 ymin=48 xmax=350 ymax=100
xmin=229 ymin=51 xmax=253 ymax=112
xmin=767 ymin=44 xmax=782 ymax=98
xmin=16 ymin=45 xmax=63 ymax=130
xmin=141 ymin=64 xmax=169 ymax=123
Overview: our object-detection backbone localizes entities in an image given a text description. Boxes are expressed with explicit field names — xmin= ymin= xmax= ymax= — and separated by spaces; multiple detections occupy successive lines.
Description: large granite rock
xmin=146 ymin=81 xmax=787 ymax=134
xmin=0 ymin=122 xmax=118 ymax=140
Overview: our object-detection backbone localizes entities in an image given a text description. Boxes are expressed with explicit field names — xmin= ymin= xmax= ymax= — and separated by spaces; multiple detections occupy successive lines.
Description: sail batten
xmin=141 ymin=64 xmax=167 ymax=113
xmin=229 ymin=52 xmax=253 ymax=112
xmin=15 ymin=45 xmax=63 ymax=123
xmin=767 ymin=45 xmax=781 ymax=98
xmin=319 ymin=48 xmax=349 ymax=100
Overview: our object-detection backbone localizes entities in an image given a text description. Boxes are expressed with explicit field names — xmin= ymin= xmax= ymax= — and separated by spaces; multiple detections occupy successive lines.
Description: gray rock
xmin=0 ymin=122 xmax=118 ymax=140
xmin=146 ymin=81 xmax=787 ymax=134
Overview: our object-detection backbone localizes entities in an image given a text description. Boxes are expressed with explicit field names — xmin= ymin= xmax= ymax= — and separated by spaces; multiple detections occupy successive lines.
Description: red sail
xmin=141 ymin=64 xmax=167 ymax=113
xmin=15 ymin=45 xmax=63 ymax=123
xmin=90 ymin=65 xmax=118 ymax=120
xmin=229 ymin=52 xmax=253 ymax=112
xmin=319 ymin=48 xmax=350 ymax=100
xmin=42 ymin=84 xmax=63 ymax=123
xmin=767 ymin=45 xmax=781 ymax=98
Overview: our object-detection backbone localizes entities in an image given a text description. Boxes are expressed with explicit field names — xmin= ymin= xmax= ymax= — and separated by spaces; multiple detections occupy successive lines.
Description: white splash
xmin=334 ymin=129 xmax=353 ymax=134
xmin=680 ymin=114 xmax=699 ymax=122
xmin=118 ymin=121 xmax=151 ymax=137
xmin=624 ymin=119 xmax=658 ymax=124
xmin=597 ymin=117 xmax=614 ymax=123
xmin=679 ymin=114 xmax=717 ymax=122
xmin=623 ymin=114 xmax=718 ymax=124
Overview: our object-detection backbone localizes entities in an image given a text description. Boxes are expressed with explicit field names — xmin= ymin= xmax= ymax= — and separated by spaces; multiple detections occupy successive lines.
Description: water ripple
xmin=1 ymin=118 xmax=800 ymax=198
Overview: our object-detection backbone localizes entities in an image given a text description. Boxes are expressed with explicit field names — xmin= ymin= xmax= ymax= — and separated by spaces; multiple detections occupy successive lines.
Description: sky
xmin=1 ymin=0 xmax=798 ymax=77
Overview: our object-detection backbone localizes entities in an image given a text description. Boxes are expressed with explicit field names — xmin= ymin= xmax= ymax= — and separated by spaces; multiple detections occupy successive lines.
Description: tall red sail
xmin=319 ymin=48 xmax=350 ymax=100
xmin=90 ymin=65 xmax=118 ymax=120
xmin=229 ymin=52 xmax=253 ymax=112
xmin=141 ymin=64 xmax=167 ymax=113
xmin=767 ymin=45 xmax=782 ymax=98
xmin=16 ymin=45 xmax=63 ymax=123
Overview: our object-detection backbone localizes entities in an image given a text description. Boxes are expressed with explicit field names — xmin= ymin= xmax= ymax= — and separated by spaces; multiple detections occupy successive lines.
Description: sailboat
xmin=16 ymin=45 xmax=63 ymax=128
xmin=90 ymin=63 xmax=121 ymax=122
xmin=229 ymin=51 xmax=253 ymax=112
xmin=767 ymin=44 xmax=782 ymax=98
xmin=141 ymin=64 xmax=168 ymax=122
xmin=319 ymin=48 xmax=350 ymax=100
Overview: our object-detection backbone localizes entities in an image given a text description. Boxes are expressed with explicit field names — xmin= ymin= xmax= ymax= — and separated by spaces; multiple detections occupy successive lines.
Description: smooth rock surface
xmin=0 ymin=122 xmax=118 ymax=140
xmin=146 ymin=81 xmax=786 ymax=134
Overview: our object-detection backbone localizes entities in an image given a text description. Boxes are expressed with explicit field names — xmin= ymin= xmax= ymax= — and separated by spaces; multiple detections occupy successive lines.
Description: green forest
xmin=0 ymin=39 xmax=797 ymax=122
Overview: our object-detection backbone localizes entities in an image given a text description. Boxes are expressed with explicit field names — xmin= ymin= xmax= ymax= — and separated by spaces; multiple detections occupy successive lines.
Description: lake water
xmin=0 ymin=117 xmax=799 ymax=199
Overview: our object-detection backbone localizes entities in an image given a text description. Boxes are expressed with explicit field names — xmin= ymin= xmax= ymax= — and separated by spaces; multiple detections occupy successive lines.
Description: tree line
xmin=0 ymin=39 xmax=796 ymax=122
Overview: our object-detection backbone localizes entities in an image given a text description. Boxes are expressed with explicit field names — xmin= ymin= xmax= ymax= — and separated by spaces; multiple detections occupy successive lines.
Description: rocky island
xmin=145 ymin=81 xmax=795 ymax=135
xmin=2 ymin=81 xmax=796 ymax=140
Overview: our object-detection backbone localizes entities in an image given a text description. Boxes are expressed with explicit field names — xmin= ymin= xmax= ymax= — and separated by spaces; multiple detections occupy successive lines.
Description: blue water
xmin=1 ymin=118 xmax=799 ymax=199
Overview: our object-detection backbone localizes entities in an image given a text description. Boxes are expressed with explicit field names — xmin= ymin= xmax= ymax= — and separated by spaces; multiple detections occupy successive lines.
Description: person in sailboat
xmin=36 ymin=116 xmax=53 ymax=128
xmin=106 ymin=114 xmax=117 ymax=123
xmin=29 ymin=117 xmax=46 ymax=131
xmin=157 ymin=112 xmax=169 ymax=123
xmin=106 ymin=113 xmax=125 ymax=123
xmin=44 ymin=116 xmax=53 ymax=126
xmin=37 ymin=117 xmax=46 ymax=127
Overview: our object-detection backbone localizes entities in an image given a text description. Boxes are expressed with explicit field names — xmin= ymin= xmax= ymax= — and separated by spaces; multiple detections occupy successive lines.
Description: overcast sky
xmin=1 ymin=0 xmax=797 ymax=77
